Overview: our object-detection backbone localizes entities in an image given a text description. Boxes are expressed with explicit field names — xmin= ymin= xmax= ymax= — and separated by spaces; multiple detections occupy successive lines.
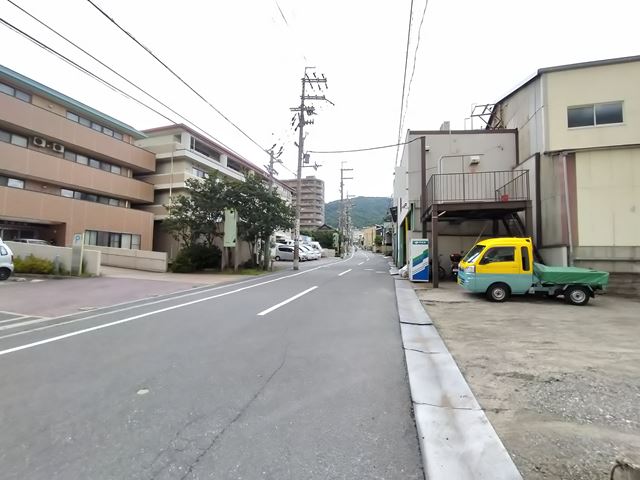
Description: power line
xmin=0 ymin=14 xmax=260 ymax=168
xmin=394 ymin=0 xmax=414 ymax=167
xmin=3 ymin=0 xmax=243 ymax=158
xmin=85 ymin=0 xmax=267 ymax=154
xmin=399 ymin=0 xmax=429 ymax=152
xmin=308 ymin=137 xmax=420 ymax=155
xmin=0 ymin=17 xmax=176 ymax=125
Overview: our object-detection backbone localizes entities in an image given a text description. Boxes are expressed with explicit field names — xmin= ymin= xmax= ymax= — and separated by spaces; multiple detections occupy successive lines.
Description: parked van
xmin=0 ymin=240 xmax=14 ymax=281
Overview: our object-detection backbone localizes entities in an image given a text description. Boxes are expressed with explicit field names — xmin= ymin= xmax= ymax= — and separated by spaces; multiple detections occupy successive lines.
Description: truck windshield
xmin=463 ymin=244 xmax=485 ymax=263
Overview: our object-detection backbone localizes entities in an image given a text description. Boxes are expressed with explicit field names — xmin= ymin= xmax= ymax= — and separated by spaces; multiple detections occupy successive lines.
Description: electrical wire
xmin=308 ymin=137 xmax=420 ymax=155
xmin=3 ymin=0 xmax=245 ymax=161
xmin=0 ymin=17 xmax=176 ymax=126
xmin=399 ymin=0 xmax=429 ymax=150
xmin=394 ymin=0 xmax=414 ymax=167
xmin=85 ymin=0 xmax=268 ymax=155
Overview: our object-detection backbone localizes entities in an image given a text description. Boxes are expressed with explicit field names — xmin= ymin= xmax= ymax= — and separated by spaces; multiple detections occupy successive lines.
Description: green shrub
xmin=14 ymin=254 xmax=55 ymax=275
xmin=170 ymin=244 xmax=222 ymax=273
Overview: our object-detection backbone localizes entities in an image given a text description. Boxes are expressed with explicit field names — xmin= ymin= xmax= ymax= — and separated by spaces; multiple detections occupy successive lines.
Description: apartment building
xmin=134 ymin=124 xmax=293 ymax=258
xmin=487 ymin=55 xmax=640 ymax=279
xmin=0 ymin=65 xmax=155 ymax=249
xmin=281 ymin=176 xmax=325 ymax=229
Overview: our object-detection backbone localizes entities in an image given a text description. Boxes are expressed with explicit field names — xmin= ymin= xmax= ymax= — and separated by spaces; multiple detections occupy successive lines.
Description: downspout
xmin=561 ymin=153 xmax=573 ymax=266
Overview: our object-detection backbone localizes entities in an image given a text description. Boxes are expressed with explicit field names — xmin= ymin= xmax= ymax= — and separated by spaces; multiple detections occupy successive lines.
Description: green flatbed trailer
xmin=531 ymin=263 xmax=609 ymax=305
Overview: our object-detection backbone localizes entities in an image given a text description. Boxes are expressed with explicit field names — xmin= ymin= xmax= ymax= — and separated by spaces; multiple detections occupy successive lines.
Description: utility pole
xmin=290 ymin=68 xmax=333 ymax=270
xmin=263 ymin=144 xmax=283 ymax=269
xmin=339 ymin=162 xmax=353 ymax=257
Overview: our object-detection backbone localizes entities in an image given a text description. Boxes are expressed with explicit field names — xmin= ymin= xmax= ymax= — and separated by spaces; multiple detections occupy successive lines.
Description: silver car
xmin=0 ymin=241 xmax=14 ymax=281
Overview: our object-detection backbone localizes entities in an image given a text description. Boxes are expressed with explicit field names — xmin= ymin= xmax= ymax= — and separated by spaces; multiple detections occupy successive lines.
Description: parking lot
xmin=416 ymin=283 xmax=640 ymax=479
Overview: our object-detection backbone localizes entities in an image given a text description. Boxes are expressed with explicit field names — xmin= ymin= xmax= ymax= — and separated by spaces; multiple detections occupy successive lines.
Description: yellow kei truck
xmin=457 ymin=237 xmax=609 ymax=306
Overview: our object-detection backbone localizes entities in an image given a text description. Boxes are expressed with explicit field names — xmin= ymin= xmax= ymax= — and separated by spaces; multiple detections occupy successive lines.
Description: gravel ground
xmin=416 ymin=284 xmax=640 ymax=480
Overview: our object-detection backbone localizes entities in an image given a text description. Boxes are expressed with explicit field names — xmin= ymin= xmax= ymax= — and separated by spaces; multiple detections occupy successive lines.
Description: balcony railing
xmin=426 ymin=170 xmax=529 ymax=209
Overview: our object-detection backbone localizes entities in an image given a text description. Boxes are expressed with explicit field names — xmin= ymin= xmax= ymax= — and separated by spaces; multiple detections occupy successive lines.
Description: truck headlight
xmin=464 ymin=265 xmax=475 ymax=273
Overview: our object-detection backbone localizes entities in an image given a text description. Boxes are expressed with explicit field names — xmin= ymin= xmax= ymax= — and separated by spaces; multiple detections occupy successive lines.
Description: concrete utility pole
xmin=263 ymin=145 xmax=283 ymax=269
xmin=290 ymin=68 xmax=333 ymax=270
xmin=339 ymin=162 xmax=353 ymax=257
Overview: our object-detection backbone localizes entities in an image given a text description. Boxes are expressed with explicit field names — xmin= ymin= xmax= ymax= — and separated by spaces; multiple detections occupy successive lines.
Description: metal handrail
xmin=425 ymin=170 xmax=529 ymax=208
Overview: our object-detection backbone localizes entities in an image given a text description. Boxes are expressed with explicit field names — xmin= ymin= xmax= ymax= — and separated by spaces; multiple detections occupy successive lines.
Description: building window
xmin=0 ymin=82 xmax=31 ymax=103
xmin=66 ymin=110 xmax=124 ymax=140
xmin=89 ymin=158 xmax=101 ymax=169
xmin=567 ymin=101 xmax=623 ymax=128
xmin=192 ymin=166 xmax=209 ymax=179
xmin=61 ymin=189 xmax=74 ymax=198
xmin=10 ymin=133 xmax=28 ymax=148
xmin=84 ymin=230 xmax=140 ymax=250
xmin=7 ymin=178 xmax=25 ymax=189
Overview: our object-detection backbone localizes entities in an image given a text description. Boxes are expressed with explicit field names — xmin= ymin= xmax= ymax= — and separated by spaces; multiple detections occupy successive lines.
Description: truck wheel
xmin=565 ymin=286 xmax=590 ymax=306
xmin=486 ymin=283 xmax=510 ymax=302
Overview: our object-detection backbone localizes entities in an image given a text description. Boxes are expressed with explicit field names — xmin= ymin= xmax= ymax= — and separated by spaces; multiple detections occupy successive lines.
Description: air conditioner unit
xmin=33 ymin=137 xmax=47 ymax=147
xmin=469 ymin=155 xmax=481 ymax=165
xmin=52 ymin=143 xmax=65 ymax=153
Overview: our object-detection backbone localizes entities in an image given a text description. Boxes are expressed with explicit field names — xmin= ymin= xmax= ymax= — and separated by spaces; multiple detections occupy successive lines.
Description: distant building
xmin=0 ymin=65 xmax=155 ymax=249
xmin=281 ymin=176 xmax=325 ymax=229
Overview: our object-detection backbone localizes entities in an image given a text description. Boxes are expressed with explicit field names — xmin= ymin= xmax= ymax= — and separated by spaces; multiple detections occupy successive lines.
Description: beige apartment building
xmin=0 ymin=65 xmax=155 ymax=250
xmin=281 ymin=176 xmax=325 ymax=229
xmin=487 ymin=55 xmax=640 ymax=281
xmin=135 ymin=124 xmax=293 ymax=258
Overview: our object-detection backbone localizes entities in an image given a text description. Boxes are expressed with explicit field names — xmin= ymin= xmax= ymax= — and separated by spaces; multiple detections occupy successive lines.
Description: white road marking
xmin=358 ymin=262 xmax=365 ymax=265
xmin=257 ymin=286 xmax=318 ymax=316
xmin=338 ymin=269 xmax=352 ymax=277
xmin=0 ymin=259 xmax=348 ymax=342
xmin=0 ymin=266 xmax=331 ymax=356
xmin=364 ymin=268 xmax=373 ymax=271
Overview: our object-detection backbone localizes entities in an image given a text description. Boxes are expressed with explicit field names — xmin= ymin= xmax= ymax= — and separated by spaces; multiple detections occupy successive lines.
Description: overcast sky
xmin=1 ymin=0 xmax=638 ymax=201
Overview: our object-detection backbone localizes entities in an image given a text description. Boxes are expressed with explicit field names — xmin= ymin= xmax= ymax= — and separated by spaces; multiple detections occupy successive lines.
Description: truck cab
xmin=458 ymin=237 xmax=534 ymax=301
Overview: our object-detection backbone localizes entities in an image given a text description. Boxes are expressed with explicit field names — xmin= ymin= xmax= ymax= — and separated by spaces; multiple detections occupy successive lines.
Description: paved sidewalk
xmin=100 ymin=265 xmax=249 ymax=285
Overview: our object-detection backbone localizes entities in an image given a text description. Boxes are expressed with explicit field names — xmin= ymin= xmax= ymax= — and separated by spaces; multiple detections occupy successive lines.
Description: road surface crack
xmin=177 ymin=344 xmax=290 ymax=480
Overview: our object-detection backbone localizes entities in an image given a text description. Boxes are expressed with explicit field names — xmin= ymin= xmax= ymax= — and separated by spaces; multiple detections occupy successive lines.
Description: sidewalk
xmin=100 ymin=265 xmax=250 ymax=285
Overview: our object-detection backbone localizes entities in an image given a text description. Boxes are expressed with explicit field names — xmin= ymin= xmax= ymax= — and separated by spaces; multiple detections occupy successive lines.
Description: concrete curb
xmin=395 ymin=279 xmax=523 ymax=480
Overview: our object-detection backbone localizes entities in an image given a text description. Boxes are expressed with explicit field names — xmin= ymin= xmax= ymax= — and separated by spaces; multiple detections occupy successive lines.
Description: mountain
xmin=324 ymin=196 xmax=391 ymax=229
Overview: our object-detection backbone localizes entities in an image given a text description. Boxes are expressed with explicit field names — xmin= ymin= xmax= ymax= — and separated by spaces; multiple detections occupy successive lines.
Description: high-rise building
xmin=281 ymin=176 xmax=325 ymax=229
xmin=0 ymin=65 xmax=155 ymax=249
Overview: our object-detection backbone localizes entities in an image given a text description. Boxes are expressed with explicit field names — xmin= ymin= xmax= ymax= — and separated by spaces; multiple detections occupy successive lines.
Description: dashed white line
xmin=257 ymin=286 xmax=318 ymax=316
xmin=358 ymin=262 xmax=365 ymax=266
xmin=338 ymin=269 xmax=352 ymax=277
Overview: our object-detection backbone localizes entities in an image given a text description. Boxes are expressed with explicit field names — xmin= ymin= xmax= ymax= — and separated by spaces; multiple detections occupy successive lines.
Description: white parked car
xmin=301 ymin=244 xmax=320 ymax=260
xmin=0 ymin=240 xmax=14 ymax=281
xmin=274 ymin=244 xmax=294 ymax=261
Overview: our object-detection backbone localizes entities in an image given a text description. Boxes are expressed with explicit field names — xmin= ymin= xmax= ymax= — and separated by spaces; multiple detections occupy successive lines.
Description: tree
xmin=226 ymin=174 xmax=294 ymax=269
xmin=163 ymin=172 xmax=228 ymax=248
xmin=165 ymin=172 xmax=294 ymax=271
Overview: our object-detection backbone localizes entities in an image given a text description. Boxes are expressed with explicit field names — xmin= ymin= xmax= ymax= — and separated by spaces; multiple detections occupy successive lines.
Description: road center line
xmin=257 ymin=286 xmax=318 ymax=316
xmin=338 ymin=269 xmax=352 ymax=277
xmin=358 ymin=262 xmax=364 ymax=265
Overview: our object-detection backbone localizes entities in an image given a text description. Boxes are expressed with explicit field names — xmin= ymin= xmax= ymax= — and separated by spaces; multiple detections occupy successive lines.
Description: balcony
xmin=0 ymin=141 xmax=154 ymax=203
xmin=425 ymin=170 xmax=529 ymax=216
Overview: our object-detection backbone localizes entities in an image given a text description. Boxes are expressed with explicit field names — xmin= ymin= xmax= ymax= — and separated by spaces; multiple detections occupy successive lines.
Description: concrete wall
xmin=0 ymin=186 xmax=154 ymax=250
xmin=575 ymin=147 xmax=640 ymax=247
xmin=494 ymin=78 xmax=546 ymax=162
xmin=6 ymin=241 xmax=101 ymax=275
xmin=546 ymin=61 xmax=640 ymax=152
xmin=88 ymin=245 xmax=167 ymax=272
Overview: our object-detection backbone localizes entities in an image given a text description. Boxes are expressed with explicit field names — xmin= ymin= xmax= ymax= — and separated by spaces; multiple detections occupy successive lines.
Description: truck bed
xmin=533 ymin=263 xmax=609 ymax=287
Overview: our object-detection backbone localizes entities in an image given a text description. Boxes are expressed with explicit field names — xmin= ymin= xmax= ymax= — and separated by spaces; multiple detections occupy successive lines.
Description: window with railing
xmin=64 ymin=150 xmax=131 ymax=177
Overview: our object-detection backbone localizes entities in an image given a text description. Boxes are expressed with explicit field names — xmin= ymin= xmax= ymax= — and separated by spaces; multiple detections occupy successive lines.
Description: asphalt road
xmin=0 ymin=251 xmax=423 ymax=480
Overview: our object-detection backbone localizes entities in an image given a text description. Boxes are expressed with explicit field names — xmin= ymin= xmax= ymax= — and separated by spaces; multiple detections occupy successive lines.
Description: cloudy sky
xmin=1 ymin=0 xmax=638 ymax=201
